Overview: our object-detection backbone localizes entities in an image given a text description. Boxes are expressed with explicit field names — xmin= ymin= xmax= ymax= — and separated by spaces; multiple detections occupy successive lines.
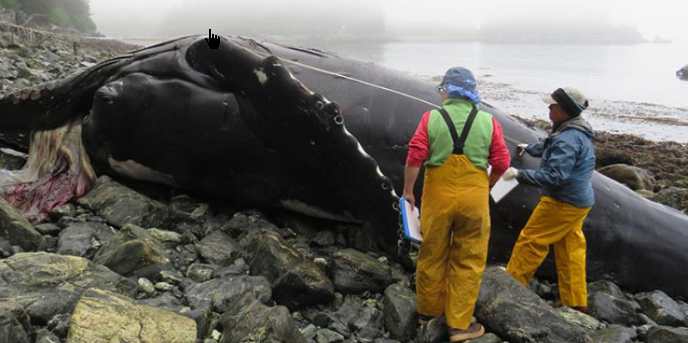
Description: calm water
xmin=314 ymin=41 xmax=688 ymax=109
xmin=125 ymin=37 xmax=688 ymax=141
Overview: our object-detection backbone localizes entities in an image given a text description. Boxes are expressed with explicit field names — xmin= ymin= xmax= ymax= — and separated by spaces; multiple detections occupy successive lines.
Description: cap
xmin=439 ymin=67 xmax=481 ymax=104
xmin=543 ymin=87 xmax=589 ymax=116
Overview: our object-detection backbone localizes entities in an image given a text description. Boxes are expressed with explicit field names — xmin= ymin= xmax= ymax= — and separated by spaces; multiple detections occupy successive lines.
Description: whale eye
xmin=333 ymin=115 xmax=344 ymax=125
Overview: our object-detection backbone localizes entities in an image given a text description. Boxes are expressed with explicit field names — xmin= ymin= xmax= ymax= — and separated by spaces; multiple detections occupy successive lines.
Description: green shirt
xmin=426 ymin=98 xmax=494 ymax=169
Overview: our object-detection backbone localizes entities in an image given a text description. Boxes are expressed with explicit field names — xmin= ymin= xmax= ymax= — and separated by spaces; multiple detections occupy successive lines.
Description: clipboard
xmin=400 ymin=197 xmax=422 ymax=242
xmin=491 ymin=176 xmax=519 ymax=203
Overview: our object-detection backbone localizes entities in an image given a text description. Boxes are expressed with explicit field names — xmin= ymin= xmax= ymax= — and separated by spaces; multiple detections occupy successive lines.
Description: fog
xmin=90 ymin=0 xmax=688 ymax=43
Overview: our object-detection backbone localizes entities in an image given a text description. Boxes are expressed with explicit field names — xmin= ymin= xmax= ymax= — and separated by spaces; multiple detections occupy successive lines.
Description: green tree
xmin=16 ymin=0 xmax=97 ymax=33
xmin=0 ymin=0 xmax=18 ymax=9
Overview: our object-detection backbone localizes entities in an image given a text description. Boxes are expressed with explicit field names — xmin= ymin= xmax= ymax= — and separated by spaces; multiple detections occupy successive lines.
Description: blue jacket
xmin=517 ymin=116 xmax=595 ymax=208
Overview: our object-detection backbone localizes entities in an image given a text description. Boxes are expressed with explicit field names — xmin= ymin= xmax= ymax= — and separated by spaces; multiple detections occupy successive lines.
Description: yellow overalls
xmin=415 ymin=105 xmax=491 ymax=330
xmin=506 ymin=196 xmax=591 ymax=307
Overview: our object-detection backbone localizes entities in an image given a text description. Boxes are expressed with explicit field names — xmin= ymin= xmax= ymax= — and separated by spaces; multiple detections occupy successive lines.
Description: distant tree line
xmin=0 ymin=0 xmax=96 ymax=33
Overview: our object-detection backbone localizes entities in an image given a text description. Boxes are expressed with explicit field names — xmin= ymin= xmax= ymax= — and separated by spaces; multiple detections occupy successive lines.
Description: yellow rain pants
xmin=415 ymin=154 xmax=490 ymax=330
xmin=506 ymin=195 xmax=592 ymax=307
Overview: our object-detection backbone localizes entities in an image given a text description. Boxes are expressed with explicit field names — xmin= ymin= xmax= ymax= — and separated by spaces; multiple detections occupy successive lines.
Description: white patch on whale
xmin=108 ymin=157 xmax=177 ymax=187
xmin=254 ymin=68 xmax=268 ymax=84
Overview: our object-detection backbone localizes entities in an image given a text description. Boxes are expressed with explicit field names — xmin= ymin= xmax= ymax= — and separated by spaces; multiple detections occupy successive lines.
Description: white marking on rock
xmin=108 ymin=157 xmax=176 ymax=186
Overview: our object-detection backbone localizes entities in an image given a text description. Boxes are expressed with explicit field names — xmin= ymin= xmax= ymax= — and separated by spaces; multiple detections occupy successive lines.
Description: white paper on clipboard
xmin=491 ymin=177 xmax=519 ymax=203
xmin=400 ymin=197 xmax=422 ymax=242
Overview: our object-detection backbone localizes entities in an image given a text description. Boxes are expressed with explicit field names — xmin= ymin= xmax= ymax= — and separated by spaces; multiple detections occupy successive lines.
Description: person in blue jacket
xmin=501 ymin=87 xmax=595 ymax=313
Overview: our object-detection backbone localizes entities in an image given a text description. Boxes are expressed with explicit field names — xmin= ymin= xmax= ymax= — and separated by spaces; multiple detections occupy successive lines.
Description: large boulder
xmin=220 ymin=294 xmax=307 ymax=343
xmin=331 ymin=249 xmax=394 ymax=294
xmin=77 ymin=176 xmax=170 ymax=228
xmin=646 ymin=326 xmax=688 ymax=343
xmin=598 ymin=164 xmax=656 ymax=191
xmin=243 ymin=230 xmax=334 ymax=308
xmin=195 ymin=230 xmax=240 ymax=266
xmin=635 ymin=290 xmax=687 ymax=326
xmin=67 ymin=288 xmax=196 ymax=343
xmin=587 ymin=280 xmax=642 ymax=326
xmin=184 ymin=275 xmax=272 ymax=313
xmin=93 ymin=223 xmax=169 ymax=277
xmin=0 ymin=253 xmax=136 ymax=324
xmin=0 ymin=300 xmax=32 ymax=343
xmin=382 ymin=283 xmax=417 ymax=341
xmin=475 ymin=267 xmax=591 ymax=343
xmin=589 ymin=325 xmax=636 ymax=343
xmin=0 ymin=197 xmax=45 ymax=251
xmin=57 ymin=222 xmax=114 ymax=257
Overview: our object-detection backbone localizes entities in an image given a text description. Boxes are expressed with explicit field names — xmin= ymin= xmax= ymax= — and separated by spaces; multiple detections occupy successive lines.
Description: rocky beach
xmin=1 ymin=23 xmax=688 ymax=343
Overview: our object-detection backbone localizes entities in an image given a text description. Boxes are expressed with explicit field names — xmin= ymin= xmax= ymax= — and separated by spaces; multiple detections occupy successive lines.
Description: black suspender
xmin=437 ymin=104 xmax=479 ymax=155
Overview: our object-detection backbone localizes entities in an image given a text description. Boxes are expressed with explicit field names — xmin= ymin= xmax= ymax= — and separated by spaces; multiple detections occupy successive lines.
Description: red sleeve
xmin=405 ymin=111 xmax=431 ymax=167
xmin=489 ymin=117 xmax=510 ymax=177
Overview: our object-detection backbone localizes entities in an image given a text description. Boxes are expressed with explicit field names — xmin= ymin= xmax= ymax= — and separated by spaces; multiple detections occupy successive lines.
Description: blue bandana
xmin=440 ymin=67 xmax=481 ymax=104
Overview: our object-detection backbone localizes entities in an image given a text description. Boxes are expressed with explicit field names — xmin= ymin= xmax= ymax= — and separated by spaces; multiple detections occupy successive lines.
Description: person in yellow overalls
xmin=403 ymin=67 xmax=510 ymax=342
xmin=502 ymin=87 xmax=595 ymax=313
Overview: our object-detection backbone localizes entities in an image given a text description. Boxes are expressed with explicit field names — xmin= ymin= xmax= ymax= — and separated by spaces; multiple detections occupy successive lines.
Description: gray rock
xmin=382 ymin=283 xmax=417 ymax=341
xmin=187 ymin=263 xmax=216 ymax=283
xmin=418 ymin=315 xmax=448 ymax=343
xmin=138 ymin=278 xmax=156 ymax=295
xmin=301 ymin=324 xmax=318 ymax=340
xmin=222 ymin=211 xmax=278 ymax=237
xmin=0 ymin=237 xmax=12 ymax=257
xmin=93 ymin=223 xmax=169 ymax=276
xmin=588 ymin=280 xmax=641 ymax=326
xmin=244 ymin=230 xmax=335 ymax=309
xmin=316 ymin=328 xmax=345 ymax=343
xmin=216 ymin=258 xmax=249 ymax=277
xmin=196 ymin=230 xmax=240 ymax=266
xmin=556 ymin=306 xmax=603 ymax=330
xmin=312 ymin=230 xmax=336 ymax=247
xmin=47 ymin=312 xmax=70 ymax=338
xmin=590 ymin=325 xmax=636 ymax=343
xmin=185 ymin=275 xmax=271 ymax=313
xmin=331 ymin=249 xmax=394 ymax=294
xmin=475 ymin=267 xmax=591 ymax=343
xmin=0 ymin=197 xmax=45 ymax=251
xmin=34 ymin=223 xmax=61 ymax=235
xmin=652 ymin=187 xmax=688 ymax=212
xmin=147 ymin=228 xmax=183 ymax=248
xmin=77 ymin=176 xmax=170 ymax=228
xmin=137 ymin=292 xmax=184 ymax=313
xmin=0 ymin=253 xmax=136 ymax=324
xmin=467 ymin=333 xmax=502 ymax=343
xmin=155 ymin=282 xmax=174 ymax=291
xmin=34 ymin=328 xmax=61 ymax=343
xmin=646 ymin=326 xmax=688 ymax=343
xmin=220 ymin=294 xmax=307 ymax=343
xmin=57 ymin=222 xmax=113 ymax=257
xmin=169 ymin=194 xmax=209 ymax=223
xmin=598 ymin=163 xmax=656 ymax=191
xmin=68 ymin=288 xmax=197 ymax=343
xmin=636 ymin=290 xmax=686 ymax=326
xmin=355 ymin=310 xmax=384 ymax=341
xmin=0 ymin=300 xmax=32 ymax=343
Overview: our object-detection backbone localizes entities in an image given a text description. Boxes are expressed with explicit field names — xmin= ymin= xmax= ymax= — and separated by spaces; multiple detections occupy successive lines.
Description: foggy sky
xmin=90 ymin=0 xmax=688 ymax=42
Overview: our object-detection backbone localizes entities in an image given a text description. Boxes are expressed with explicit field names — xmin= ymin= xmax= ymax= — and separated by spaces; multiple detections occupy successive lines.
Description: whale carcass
xmin=1 ymin=35 xmax=688 ymax=298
